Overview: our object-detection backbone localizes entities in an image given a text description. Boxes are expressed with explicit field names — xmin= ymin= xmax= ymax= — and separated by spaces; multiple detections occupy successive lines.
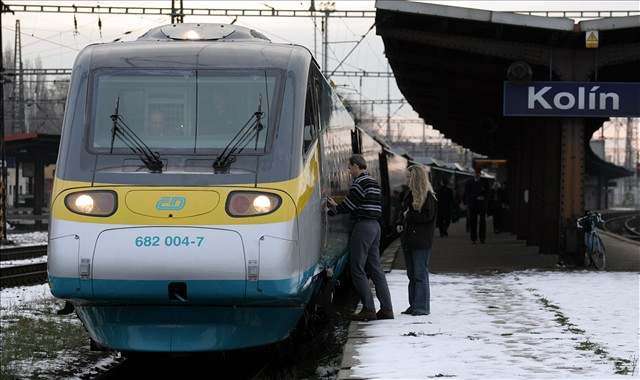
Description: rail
xmin=0 ymin=244 xmax=47 ymax=261
xmin=602 ymin=212 xmax=640 ymax=242
xmin=0 ymin=262 xmax=47 ymax=288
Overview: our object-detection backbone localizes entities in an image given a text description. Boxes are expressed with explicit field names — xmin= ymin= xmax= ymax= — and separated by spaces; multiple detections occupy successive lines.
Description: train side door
xmin=311 ymin=67 xmax=330 ymax=252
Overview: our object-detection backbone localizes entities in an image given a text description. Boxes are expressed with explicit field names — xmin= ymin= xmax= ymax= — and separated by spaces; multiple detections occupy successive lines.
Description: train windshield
xmin=91 ymin=69 xmax=279 ymax=154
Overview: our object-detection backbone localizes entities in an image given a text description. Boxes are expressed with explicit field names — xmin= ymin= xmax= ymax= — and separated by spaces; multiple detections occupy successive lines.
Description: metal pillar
xmin=322 ymin=12 xmax=329 ymax=76
xmin=33 ymin=158 xmax=44 ymax=227
xmin=13 ymin=161 xmax=19 ymax=206
xmin=309 ymin=0 xmax=317 ymax=60
xmin=516 ymin=126 xmax=529 ymax=240
xmin=386 ymin=63 xmax=390 ymax=140
xmin=358 ymin=76 xmax=363 ymax=123
xmin=170 ymin=0 xmax=183 ymax=23
xmin=527 ymin=121 xmax=543 ymax=247
xmin=559 ymin=118 xmax=585 ymax=260
xmin=12 ymin=19 xmax=24 ymax=134
xmin=0 ymin=18 xmax=4 ymax=242
xmin=541 ymin=122 xmax=561 ymax=254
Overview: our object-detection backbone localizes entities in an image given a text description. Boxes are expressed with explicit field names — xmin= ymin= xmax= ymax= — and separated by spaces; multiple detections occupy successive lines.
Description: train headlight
xmin=226 ymin=191 xmax=281 ymax=217
xmin=64 ymin=191 xmax=117 ymax=217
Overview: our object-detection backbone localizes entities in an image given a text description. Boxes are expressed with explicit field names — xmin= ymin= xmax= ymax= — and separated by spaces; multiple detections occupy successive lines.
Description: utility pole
xmin=320 ymin=1 xmax=335 ymax=76
xmin=1 ymin=1 xmax=16 ymax=243
xmin=309 ymin=0 xmax=317 ymax=60
xmin=171 ymin=0 xmax=184 ymax=23
xmin=386 ymin=63 xmax=390 ymax=140
xmin=321 ymin=14 xmax=328 ymax=75
xmin=624 ymin=117 xmax=636 ymax=205
xmin=12 ymin=19 xmax=24 ymax=134
xmin=358 ymin=76 xmax=362 ymax=124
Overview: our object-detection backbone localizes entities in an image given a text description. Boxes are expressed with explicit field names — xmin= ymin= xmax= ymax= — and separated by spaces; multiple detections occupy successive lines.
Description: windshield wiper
xmin=109 ymin=97 xmax=164 ymax=173
xmin=212 ymin=95 xmax=265 ymax=174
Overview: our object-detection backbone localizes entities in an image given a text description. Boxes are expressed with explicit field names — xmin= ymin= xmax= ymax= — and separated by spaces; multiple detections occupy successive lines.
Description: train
xmin=47 ymin=23 xmax=475 ymax=353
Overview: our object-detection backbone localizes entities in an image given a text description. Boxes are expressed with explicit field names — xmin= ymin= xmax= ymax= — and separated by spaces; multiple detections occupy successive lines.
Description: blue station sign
xmin=503 ymin=82 xmax=640 ymax=117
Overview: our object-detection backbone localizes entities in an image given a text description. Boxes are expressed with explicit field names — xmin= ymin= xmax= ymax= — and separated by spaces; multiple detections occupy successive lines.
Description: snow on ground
xmin=1 ymin=283 xmax=52 ymax=311
xmin=348 ymin=271 xmax=639 ymax=379
xmin=0 ymin=255 xmax=48 ymax=269
xmin=1 ymin=231 xmax=48 ymax=247
xmin=1 ymin=283 xmax=119 ymax=379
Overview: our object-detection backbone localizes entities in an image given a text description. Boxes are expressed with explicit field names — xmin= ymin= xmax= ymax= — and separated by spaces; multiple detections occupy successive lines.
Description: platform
xmin=338 ymin=217 xmax=639 ymax=379
xmin=395 ymin=219 xmax=559 ymax=273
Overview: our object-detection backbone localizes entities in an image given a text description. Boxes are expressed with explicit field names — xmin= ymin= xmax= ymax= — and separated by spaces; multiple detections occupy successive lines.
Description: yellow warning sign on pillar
xmin=586 ymin=30 xmax=599 ymax=48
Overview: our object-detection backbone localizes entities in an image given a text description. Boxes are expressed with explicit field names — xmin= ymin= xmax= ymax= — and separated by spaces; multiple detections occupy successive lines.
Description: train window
xmin=92 ymin=71 xmax=196 ymax=151
xmin=303 ymin=81 xmax=318 ymax=155
xmin=90 ymin=69 xmax=280 ymax=155
xmin=197 ymin=71 xmax=277 ymax=152
xmin=318 ymin=76 xmax=333 ymax=131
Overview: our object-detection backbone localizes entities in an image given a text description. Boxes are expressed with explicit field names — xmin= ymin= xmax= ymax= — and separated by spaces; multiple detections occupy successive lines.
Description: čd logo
xmin=156 ymin=196 xmax=186 ymax=211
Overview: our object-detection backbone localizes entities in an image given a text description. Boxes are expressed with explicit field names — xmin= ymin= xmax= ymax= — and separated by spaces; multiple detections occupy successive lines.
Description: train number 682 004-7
xmin=134 ymin=236 xmax=205 ymax=248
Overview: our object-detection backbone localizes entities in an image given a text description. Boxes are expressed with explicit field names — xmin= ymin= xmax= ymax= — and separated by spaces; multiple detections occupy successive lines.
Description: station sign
xmin=503 ymin=82 xmax=640 ymax=117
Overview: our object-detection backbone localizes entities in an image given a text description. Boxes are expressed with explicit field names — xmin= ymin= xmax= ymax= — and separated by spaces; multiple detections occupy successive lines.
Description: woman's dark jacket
xmin=400 ymin=192 xmax=438 ymax=250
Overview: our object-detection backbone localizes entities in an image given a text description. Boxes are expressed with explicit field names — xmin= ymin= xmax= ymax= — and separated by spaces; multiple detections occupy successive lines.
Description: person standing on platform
xmin=464 ymin=168 xmax=488 ymax=244
xmin=328 ymin=154 xmax=394 ymax=321
xmin=436 ymin=179 xmax=453 ymax=237
xmin=490 ymin=181 xmax=504 ymax=233
xmin=398 ymin=165 xmax=437 ymax=316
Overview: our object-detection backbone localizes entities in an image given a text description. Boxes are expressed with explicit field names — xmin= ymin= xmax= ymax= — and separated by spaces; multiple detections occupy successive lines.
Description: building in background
xmin=590 ymin=118 xmax=639 ymax=208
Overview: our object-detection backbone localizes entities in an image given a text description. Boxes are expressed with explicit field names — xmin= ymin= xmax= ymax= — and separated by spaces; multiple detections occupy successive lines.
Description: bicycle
xmin=576 ymin=211 xmax=606 ymax=270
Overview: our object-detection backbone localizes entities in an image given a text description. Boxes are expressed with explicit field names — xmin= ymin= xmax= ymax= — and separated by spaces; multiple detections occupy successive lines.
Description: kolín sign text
xmin=503 ymin=82 xmax=640 ymax=117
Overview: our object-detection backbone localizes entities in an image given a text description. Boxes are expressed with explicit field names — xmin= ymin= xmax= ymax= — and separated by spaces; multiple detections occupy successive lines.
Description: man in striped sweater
xmin=328 ymin=154 xmax=394 ymax=321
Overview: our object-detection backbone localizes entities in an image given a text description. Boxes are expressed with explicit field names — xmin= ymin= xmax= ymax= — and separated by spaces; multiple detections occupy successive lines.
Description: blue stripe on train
xmin=75 ymin=304 xmax=306 ymax=352
xmin=48 ymin=259 xmax=348 ymax=351
xmin=48 ymin=264 xmax=321 ymax=304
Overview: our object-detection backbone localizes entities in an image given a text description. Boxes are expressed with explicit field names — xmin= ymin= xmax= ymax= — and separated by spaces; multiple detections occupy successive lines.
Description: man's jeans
xmin=349 ymin=220 xmax=393 ymax=312
xmin=403 ymin=246 xmax=432 ymax=314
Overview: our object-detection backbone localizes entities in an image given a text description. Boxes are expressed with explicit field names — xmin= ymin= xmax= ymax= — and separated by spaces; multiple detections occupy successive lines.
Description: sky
xmin=1 ymin=0 xmax=638 ymax=132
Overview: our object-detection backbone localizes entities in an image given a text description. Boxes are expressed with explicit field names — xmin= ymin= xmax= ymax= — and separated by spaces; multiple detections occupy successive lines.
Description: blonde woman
xmin=398 ymin=165 xmax=438 ymax=316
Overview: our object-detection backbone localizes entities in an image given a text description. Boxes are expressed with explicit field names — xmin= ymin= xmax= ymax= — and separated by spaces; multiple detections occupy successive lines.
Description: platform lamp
xmin=507 ymin=61 xmax=533 ymax=83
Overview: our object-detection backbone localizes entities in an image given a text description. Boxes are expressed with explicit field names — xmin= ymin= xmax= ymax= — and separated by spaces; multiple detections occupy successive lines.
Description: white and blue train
xmin=48 ymin=23 xmax=422 ymax=353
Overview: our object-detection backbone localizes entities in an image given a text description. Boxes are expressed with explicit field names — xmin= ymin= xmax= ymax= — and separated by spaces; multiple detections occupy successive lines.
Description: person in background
xmin=464 ymin=167 xmax=488 ymax=244
xmin=148 ymin=109 xmax=169 ymax=136
xmin=398 ymin=165 xmax=437 ymax=316
xmin=490 ymin=181 xmax=503 ymax=233
xmin=328 ymin=154 xmax=394 ymax=321
xmin=436 ymin=179 xmax=453 ymax=237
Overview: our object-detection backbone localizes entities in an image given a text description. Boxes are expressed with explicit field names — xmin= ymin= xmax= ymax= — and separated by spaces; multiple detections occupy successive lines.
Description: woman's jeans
xmin=403 ymin=246 xmax=432 ymax=314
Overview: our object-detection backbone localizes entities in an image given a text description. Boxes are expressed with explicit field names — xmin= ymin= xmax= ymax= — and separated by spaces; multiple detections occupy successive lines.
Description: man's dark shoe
xmin=376 ymin=309 xmax=394 ymax=320
xmin=350 ymin=309 xmax=377 ymax=321
xmin=411 ymin=311 xmax=430 ymax=316
xmin=400 ymin=307 xmax=413 ymax=315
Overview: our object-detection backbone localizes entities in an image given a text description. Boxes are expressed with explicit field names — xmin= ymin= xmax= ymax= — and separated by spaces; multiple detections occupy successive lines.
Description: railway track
xmin=603 ymin=212 xmax=640 ymax=242
xmin=0 ymin=244 xmax=48 ymax=261
xmin=623 ymin=215 xmax=640 ymax=240
xmin=0 ymin=262 xmax=48 ymax=288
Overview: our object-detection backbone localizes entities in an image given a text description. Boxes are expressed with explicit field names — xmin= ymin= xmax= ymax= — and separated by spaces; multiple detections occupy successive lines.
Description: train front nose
xmin=90 ymin=189 xmax=246 ymax=303
xmin=48 ymin=186 xmax=303 ymax=352
xmin=91 ymin=227 xmax=246 ymax=303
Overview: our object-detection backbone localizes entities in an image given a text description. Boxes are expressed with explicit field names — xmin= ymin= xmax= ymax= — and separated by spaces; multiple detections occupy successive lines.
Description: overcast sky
xmin=1 ymin=0 xmax=638 ymax=134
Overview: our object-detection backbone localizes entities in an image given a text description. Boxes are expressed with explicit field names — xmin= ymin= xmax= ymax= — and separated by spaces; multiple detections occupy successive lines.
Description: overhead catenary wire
xmin=328 ymin=22 xmax=375 ymax=78
xmin=2 ymin=26 xmax=80 ymax=51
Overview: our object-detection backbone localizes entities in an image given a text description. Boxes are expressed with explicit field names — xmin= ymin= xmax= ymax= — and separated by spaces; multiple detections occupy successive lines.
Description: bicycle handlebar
xmin=576 ymin=211 xmax=604 ymax=229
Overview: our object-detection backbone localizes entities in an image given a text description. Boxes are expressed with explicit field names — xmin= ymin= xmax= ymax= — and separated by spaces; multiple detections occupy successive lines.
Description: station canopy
xmin=375 ymin=0 xmax=640 ymax=157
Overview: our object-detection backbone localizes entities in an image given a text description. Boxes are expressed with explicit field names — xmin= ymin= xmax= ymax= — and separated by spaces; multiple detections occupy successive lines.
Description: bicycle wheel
xmin=590 ymin=235 xmax=606 ymax=270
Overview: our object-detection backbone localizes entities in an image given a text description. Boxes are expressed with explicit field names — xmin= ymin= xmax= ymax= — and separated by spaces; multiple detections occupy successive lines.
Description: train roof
xmin=75 ymin=23 xmax=311 ymax=71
